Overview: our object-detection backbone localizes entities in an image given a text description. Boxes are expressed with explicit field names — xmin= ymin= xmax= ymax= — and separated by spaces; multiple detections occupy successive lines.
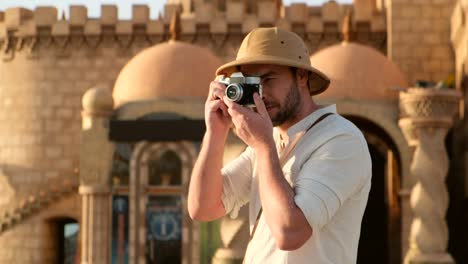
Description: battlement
xmin=0 ymin=1 xmax=386 ymax=60
xmin=0 ymin=1 xmax=385 ymax=36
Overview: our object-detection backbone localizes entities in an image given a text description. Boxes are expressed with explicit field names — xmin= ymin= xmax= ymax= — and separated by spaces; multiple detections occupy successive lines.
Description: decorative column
xmin=213 ymin=138 xmax=250 ymax=264
xmin=399 ymin=88 xmax=460 ymax=264
xmin=79 ymin=85 xmax=115 ymax=264
xmin=212 ymin=206 xmax=249 ymax=264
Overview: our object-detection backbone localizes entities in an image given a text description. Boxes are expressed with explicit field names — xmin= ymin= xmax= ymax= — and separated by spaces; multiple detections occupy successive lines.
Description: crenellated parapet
xmin=0 ymin=0 xmax=387 ymax=61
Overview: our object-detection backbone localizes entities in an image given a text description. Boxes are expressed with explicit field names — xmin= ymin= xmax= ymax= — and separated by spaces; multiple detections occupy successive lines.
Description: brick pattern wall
xmin=0 ymin=48 xmax=132 ymax=200
xmin=0 ymin=194 xmax=80 ymax=263
xmin=387 ymin=0 xmax=457 ymax=85
xmin=0 ymin=46 xmax=129 ymax=263
xmin=0 ymin=1 xmax=392 ymax=263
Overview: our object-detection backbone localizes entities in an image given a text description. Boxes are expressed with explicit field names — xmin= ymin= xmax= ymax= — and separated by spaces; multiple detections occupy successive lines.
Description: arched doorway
xmin=345 ymin=116 xmax=402 ymax=264
xmin=49 ymin=217 xmax=80 ymax=264
xmin=358 ymin=143 xmax=388 ymax=262
xmin=110 ymin=139 xmax=199 ymax=264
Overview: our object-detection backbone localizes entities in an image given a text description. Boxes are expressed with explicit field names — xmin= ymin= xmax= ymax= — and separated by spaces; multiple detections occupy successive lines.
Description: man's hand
xmin=223 ymin=93 xmax=274 ymax=150
xmin=205 ymin=81 xmax=232 ymax=135
xmin=188 ymin=80 xmax=232 ymax=222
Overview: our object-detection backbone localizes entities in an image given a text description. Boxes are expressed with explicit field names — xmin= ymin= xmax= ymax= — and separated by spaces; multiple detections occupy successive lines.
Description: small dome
xmin=310 ymin=42 xmax=408 ymax=100
xmin=82 ymin=85 xmax=114 ymax=114
xmin=113 ymin=41 xmax=223 ymax=107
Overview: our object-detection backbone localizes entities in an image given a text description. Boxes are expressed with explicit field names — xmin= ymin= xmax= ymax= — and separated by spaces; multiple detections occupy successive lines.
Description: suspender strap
xmin=248 ymin=112 xmax=334 ymax=242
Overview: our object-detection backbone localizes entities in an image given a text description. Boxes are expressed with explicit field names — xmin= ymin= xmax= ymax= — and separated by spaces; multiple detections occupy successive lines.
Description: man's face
xmin=239 ymin=64 xmax=303 ymax=126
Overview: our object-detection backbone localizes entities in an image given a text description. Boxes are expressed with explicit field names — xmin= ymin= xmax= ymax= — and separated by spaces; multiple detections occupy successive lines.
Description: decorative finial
xmin=275 ymin=0 xmax=283 ymax=19
xmin=342 ymin=8 xmax=355 ymax=43
xmin=170 ymin=8 xmax=181 ymax=42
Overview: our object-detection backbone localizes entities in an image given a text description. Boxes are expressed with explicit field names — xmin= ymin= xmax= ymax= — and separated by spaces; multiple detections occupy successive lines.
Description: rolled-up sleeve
xmin=221 ymin=147 xmax=254 ymax=218
xmin=294 ymin=133 xmax=370 ymax=230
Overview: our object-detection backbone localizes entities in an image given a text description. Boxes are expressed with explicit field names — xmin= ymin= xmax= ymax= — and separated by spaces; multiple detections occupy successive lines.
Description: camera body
xmin=219 ymin=72 xmax=262 ymax=107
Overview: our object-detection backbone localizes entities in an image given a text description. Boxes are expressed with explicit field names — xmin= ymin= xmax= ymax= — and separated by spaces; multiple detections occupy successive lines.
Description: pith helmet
xmin=216 ymin=27 xmax=330 ymax=95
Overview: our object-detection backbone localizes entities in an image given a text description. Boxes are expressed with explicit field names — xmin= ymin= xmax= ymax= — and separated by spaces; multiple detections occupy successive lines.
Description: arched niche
xmin=128 ymin=141 xmax=199 ymax=264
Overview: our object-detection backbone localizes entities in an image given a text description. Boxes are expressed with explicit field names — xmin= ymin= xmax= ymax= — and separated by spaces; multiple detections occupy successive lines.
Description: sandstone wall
xmin=0 ymin=1 xmax=389 ymax=263
xmin=387 ymin=0 xmax=457 ymax=85
xmin=0 ymin=194 xmax=80 ymax=263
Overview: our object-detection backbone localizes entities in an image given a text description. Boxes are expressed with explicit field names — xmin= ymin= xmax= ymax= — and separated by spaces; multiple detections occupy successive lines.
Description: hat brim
xmin=216 ymin=55 xmax=330 ymax=96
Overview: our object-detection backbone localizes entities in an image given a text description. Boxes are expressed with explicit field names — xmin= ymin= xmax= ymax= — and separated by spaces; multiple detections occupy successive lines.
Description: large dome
xmin=310 ymin=42 xmax=408 ymax=100
xmin=113 ymin=41 xmax=223 ymax=107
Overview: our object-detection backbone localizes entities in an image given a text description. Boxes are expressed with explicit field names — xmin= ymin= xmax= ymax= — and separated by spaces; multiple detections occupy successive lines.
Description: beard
xmin=267 ymin=81 xmax=302 ymax=126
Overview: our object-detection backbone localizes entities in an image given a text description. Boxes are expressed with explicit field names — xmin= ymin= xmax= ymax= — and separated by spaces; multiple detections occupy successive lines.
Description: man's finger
xmin=226 ymin=98 xmax=252 ymax=117
xmin=223 ymin=96 xmax=245 ymax=114
xmin=208 ymin=81 xmax=227 ymax=101
xmin=253 ymin=93 xmax=268 ymax=117
xmin=218 ymin=101 xmax=229 ymax=117
xmin=209 ymin=100 xmax=229 ymax=116
xmin=222 ymin=95 xmax=234 ymax=108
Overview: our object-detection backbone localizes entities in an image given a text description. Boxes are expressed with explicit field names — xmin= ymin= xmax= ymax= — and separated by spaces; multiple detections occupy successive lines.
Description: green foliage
xmin=200 ymin=220 xmax=221 ymax=264
xmin=415 ymin=74 xmax=455 ymax=89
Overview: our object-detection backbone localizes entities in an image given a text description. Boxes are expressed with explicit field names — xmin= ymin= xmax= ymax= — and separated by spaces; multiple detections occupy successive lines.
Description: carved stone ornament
xmin=116 ymin=34 xmax=133 ymax=51
xmin=22 ymin=36 xmax=39 ymax=58
xmin=85 ymin=34 xmax=101 ymax=49
xmin=38 ymin=35 xmax=53 ymax=49
xmin=69 ymin=34 xmax=85 ymax=49
xmin=147 ymin=34 xmax=164 ymax=45
xmin=400 ymin=88 xmax=460 ymax=120
xmin=54 ymin=35 xmax=70 ymax=57
xmin=211 ymin=33 xmax=228 ymax=50
xmin=399 ymin=87 xmax=461 ymax=264
xmin=133 ymin=33 xmax=150 ymax=47
xmin=1 ymin=36 xmax=14 ymax=61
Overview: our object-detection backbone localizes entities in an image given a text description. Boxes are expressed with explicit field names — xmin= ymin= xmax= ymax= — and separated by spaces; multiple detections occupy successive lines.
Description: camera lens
xmin=226 ymin=87 xmax=237 ymax=98
xmin=225 ymin=84 xmax=243 ymax=102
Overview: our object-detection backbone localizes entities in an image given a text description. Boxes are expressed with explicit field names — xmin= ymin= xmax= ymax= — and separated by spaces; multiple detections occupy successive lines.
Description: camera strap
xmin=248 ymin=112 xmax=334 ymax=243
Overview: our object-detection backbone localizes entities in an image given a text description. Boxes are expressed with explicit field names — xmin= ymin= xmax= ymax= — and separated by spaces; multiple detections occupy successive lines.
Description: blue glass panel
xmin=146 ymin=196 xmax=182 ymax=263
xmin=111 ymin=195 xmax=129 ymax=264
xmin=63 ymin=222 xmax=79 ymax=264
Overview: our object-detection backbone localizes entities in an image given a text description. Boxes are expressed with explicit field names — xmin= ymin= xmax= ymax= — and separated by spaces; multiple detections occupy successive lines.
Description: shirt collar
xmin=286 ymin=104 xmax=337 ymax=140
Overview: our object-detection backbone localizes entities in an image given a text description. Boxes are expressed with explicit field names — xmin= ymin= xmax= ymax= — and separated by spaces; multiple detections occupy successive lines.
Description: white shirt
xmin=221 ymin=105 xmax=372 ymax=264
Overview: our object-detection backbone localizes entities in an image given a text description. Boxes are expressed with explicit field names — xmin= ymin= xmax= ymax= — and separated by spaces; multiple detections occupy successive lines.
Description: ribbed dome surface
xmin=113 ymin=41 xmax=223 ymax=107
xmin=310 ymin=42 xmax=408 ymax=100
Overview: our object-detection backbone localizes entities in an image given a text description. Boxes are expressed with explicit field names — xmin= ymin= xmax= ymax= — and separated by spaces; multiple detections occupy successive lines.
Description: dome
xmin=310 ymin=42 xmax=408 ymax=100
xmin=113 ymin=41 xmax=223 ymax=107
xmin=82 ymin=85 xmax=114 ymax=114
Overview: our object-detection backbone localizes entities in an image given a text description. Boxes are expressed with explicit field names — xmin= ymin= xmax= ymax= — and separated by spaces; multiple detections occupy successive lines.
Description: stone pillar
xmin=211 ymin=136 xmax=250 ymax=264
xmin=399 ymin=88 xmax=461 ymax=264
xmin=212 ymin=206 xmax=249 ymax=264
xmin=79 ymin=185 xmax=111 ymax=264
xmin=79 ymin=85 xmax=115 ymax=264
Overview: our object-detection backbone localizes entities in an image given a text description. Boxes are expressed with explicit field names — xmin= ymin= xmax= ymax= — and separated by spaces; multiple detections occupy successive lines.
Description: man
xmin=188 ymin=27 xmax=371 ymax=263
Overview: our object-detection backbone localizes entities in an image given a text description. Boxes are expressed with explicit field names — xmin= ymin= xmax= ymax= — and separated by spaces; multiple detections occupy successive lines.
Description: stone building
xmin=0 ymin=0 xmax=466 ymax=263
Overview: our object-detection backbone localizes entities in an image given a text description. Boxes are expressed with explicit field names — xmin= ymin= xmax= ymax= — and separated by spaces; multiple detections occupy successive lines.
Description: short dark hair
xmin=290 ymin=67 xmax=308 ymax=78
xmin=290 ymin=67 xmax=297 ymax=77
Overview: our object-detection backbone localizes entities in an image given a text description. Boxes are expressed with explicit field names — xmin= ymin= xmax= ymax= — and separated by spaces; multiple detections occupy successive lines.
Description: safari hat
xmin=216 ymin=27 xmax=330 ymax=95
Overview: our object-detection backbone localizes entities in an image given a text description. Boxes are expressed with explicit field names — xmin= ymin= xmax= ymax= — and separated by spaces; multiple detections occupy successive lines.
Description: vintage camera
xmin=219 ymin=72 xmax=262 ymax=107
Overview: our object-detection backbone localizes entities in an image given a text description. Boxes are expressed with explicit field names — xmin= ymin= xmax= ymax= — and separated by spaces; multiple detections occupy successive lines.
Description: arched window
xmin=110 ymin=141 xmax=198 ymax=264
xmin=148 ymin=150 xmax=182 ymax=186
xmin=145 ymin=148 xmax=185 ymax=263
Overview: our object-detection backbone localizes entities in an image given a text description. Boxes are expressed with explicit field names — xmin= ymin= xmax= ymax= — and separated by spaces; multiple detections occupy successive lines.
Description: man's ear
xmin=296 ymin=69 xmax=309 ymax=88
